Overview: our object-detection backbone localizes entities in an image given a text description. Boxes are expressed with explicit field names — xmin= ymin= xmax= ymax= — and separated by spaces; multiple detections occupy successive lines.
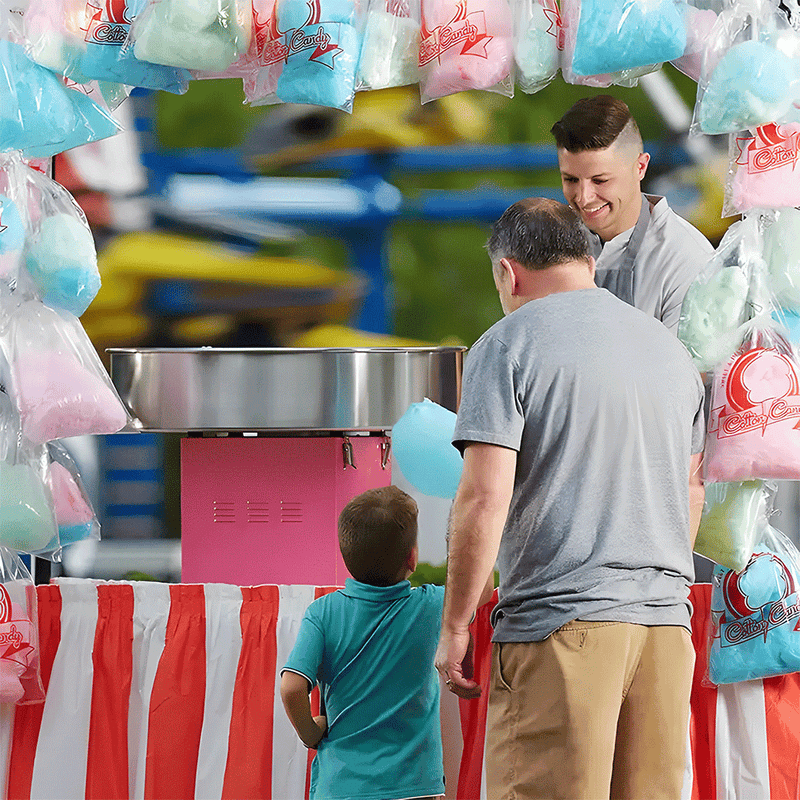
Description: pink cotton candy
xmin=705 ymin=335 xmax=800 ymax=482
xmin=49 ymin=461 xmax=94 ymax=525
xmin=670 ymin=8 xmax=717 ymax=83
xmin=13 ymin=350 xmax=128 ymax=445
xmin=419 ymin=0 xmax=514 ymax=100
xmin=730 ymin=123 xmax=800 ymax=212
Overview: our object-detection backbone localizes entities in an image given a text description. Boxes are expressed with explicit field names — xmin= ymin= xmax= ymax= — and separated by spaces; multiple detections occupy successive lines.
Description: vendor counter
xmin=0 ymin=580 xmax=797 ymax=800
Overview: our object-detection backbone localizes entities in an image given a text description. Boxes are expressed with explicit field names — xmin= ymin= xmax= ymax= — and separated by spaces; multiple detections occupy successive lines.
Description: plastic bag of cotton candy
xmin=418 ymin=0 xmax=515 ymax=102
xmin=271 ymin=0 xmax=365 ymax=111
xmin=694 ymin=479 xmax=772 ymax=573
xmin=0 ymin=299 xmax=131 ymax=446
xmin=558 ymin=0 xmax=662 ymax=86
xmin=691 ymin=0 xmax=800 ymax=137
xmin=760 ymin=207 xmax=800 ymax=317
xmin=725 ymin=123 xmax=800 ymax=215
xmin=0 ymin=389 xmax=59 ymax=557
xmin=0 ymin=153 xmax=100 ymax=318
xmin=514 ymin=0 xmax=561 ymax=94
xmin=669 ymin=0 xmax=722 ymax=83
xmin=356 ymin=0 xmax=421 ymax=91
xmin=703 ymin=319 xmax=800 ymax=483
xmin=0 ymin=28 xmax=122 ymax=159
xmin=131 ymin=0 xmax=253 ymax=74
xmin=0 ymin=546 xmax=45 ymax=705
xmin=46 ymin=442 xmax=100 ymax=549
xmin=78 ymin=0 xmax=191 ymax=93
xmin=22 ymin=0 xmax=131 ymax=110
xmin=708 ymin=522 xmax=800 ymax=685
xmin=567 ymin=0 xmax=688 ymax=77
xmin=678 ymin=212 xmax=769 ymax=374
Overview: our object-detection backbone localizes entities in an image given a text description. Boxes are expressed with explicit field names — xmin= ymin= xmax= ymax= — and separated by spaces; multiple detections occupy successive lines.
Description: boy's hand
xmin=311 ymin=715 xmax=328 ymax=748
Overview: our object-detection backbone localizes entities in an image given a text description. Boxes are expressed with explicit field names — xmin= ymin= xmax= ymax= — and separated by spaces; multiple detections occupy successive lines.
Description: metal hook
xmin=342 ymin=436 xmax=356 ymax=469
xmin=380 ymin=437 xmax=391 ymax=470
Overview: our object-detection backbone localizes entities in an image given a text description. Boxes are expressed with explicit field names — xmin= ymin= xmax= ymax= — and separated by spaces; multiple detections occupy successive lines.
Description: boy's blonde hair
xmin=338 ymin=486 xmax=419 ymax=586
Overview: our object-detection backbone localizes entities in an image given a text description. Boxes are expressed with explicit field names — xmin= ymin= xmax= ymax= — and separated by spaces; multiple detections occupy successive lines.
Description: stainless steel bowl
xmin=108 ymin=346 xmax=466 ymax=432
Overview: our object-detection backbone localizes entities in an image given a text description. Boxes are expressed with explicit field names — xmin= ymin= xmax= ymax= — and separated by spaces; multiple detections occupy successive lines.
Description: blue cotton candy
xmin=0 ymin=195 xmax=24 ymax=254
xmin=25 ymin=213 xmax=101 ymax=317
xmin=276 ymin=22 xmax=359 ymax=110
xmin=58 ymin=522 xmax=96 ymax=547
xmin=391 ymin=398 xmax=463 ymax=499
xmin=279 ymin=0 xmax=356 ymax=28
xmin=0 ymin=40 xmax=121 ymax=158
xmin=699 ymin=40 xmax=800 ymax=135
xmin=572 ymin=0 xmax=686 ymax=76
xmin=709 ymin=551 xmax=800 ymax=684
xmin=81 ymin=42 xmax=191 ymax=93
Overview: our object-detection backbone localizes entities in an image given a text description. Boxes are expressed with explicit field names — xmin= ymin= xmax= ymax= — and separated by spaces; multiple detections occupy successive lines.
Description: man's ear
xmin=636 ymin=151 xmax=650 ymax=181
xmin=499 ymin=257 xmax=519 ymax=295
xmin=587 ymin=255 xmax=596 ymax=280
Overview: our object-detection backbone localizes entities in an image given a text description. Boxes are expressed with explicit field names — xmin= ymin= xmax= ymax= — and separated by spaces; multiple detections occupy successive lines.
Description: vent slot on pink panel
xmin=213 ymin=500 xmax=236 ymax=524
xmin=247 ymin=500 xmax=269 ymax=524
xmin=281 ymin=501 xmax=302 ymax=524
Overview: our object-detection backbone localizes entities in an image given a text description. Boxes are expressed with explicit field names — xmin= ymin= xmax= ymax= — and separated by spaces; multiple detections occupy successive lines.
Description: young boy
xmin=281 ymin=485 xmax=490 ymax=800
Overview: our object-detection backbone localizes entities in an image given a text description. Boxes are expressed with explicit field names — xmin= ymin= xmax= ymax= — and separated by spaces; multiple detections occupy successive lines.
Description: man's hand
xmin=435 ymin=627 xmax=481 ymax=699
xmin=309 ymin=716 xmax=327 ymax=749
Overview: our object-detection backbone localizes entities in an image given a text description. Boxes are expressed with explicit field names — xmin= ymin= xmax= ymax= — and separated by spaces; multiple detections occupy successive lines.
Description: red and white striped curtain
xmin=0 ymin=579 xmax=798 ymax=800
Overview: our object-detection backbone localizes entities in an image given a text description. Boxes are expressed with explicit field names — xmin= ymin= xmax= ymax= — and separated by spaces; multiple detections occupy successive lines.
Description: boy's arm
xmin=280 ymin=671 xmax=327 ymax=749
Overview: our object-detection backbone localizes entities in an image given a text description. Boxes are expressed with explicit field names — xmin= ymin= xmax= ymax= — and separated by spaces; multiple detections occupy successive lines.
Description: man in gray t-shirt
xmin=434 ymin=198 xmax=705 ymax=800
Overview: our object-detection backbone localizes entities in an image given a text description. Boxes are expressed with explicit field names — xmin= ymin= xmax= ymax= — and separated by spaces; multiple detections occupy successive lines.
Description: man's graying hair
xmin=486 ymin=198 xmax=590 ymax=270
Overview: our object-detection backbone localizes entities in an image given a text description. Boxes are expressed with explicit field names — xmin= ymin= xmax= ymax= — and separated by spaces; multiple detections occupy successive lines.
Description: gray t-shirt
xmin=453 ymin=288 xmax=705 ymax=642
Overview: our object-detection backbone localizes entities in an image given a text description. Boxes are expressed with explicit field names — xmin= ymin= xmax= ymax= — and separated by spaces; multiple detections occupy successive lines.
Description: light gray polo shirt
xmin=453 ymin=288 xmax=705 ymax=641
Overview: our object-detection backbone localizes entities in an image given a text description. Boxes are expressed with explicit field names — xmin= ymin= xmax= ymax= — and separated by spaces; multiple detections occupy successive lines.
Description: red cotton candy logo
xmin=419 ymin=0 xmax=492 ymax=66
xmin=736 ymin=123 xmax=800 ymax=175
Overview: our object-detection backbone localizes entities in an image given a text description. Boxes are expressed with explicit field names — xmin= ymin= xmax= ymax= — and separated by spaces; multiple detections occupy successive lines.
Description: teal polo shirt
xmin=283 ymin=579 xmax=446 ymax=800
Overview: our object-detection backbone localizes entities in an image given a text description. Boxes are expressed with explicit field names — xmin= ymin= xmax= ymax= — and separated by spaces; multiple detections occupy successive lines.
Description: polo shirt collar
xmin=343 ymin=578 xmax=412 ymax=601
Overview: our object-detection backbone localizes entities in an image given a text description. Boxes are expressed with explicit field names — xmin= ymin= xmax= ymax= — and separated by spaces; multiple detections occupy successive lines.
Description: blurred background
xmin=52 ymin=66 xmax=745 ymax=582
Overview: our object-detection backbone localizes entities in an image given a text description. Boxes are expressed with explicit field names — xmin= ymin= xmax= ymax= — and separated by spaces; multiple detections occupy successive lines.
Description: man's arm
xmin=688 ymin=451 xmax=704 ymax=548
xmin=280 ymin=671 xmax=327 ymax=749
xmin=435 ymin=442 xmax=516 ymax=698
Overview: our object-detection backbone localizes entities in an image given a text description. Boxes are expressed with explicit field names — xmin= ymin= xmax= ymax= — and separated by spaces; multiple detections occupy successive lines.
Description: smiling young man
xmin=551 ymin=95 xmax=713 ymax=333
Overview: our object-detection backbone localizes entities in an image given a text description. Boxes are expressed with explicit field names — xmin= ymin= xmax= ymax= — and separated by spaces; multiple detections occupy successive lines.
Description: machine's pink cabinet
xmin=180 ymin=435 xmax=391 ymax=585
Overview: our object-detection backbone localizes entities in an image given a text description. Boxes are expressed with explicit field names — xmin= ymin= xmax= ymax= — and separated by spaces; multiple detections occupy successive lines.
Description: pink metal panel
xmin=180 ymin=436 xmax=391 ymax=585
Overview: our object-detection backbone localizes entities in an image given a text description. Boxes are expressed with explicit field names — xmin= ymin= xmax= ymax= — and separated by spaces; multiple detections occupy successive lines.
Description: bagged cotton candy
xmin=392 ymin=398 xmax=463 ymax=498
xmin=357 ymin=0 xmax=421 ymax=91
xmin=670 ymin=5 xmax=717 ymax=82
xmin=0 ymin=461 xmax=59 ymax=553
xmin=558 ymin=0 xmax=659 ymax=86
xmin=515 ymin=0 xmax=560 ymax=93
xmin=694 ymin=480 xmax=769 ymax=572
xmin=1 ymin=300 xmax=130 ymax=445
xmin=274 ymin=0 xmax=362 ymax=110
xmin=726 ymin=123 xmax=800 ymax=215
xmin=0 ymin=550 xmax=45 ymax=704
xmin=708 ymin=524 xmax=800 ymax=684
xmin=704 ymin=323 xmax=800 ymax=482
xmin=80 ymin=0 xmax=191 ymax=93
xmin=132 ymin=0 xmax=251 ymax=73
xmin=692 ymin=0 xmax=800 ymax=136
xmin=47 ymin=443 xmax=100 ymax=548
xmin=240 ymin=0 xmax=286 ymax=103
xmin=0 ymin=40 xmax=121 ymax=159
xmin=418 ymin=0 xmax=515 ymax=102
xmin=0 ymin=193 xmax=24 ymax=281
xmin=24 ymin=0 xmax=91 ymax=82
xmin=569 ymin=0 xmax=687 ymax=76
xmin=763 ymin=207 xmax=800 ymax=313
xmin=677 ymin=215 xmax=763 ymax=373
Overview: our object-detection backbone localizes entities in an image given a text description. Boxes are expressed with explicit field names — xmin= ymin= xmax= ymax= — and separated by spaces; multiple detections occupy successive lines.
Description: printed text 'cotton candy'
xmin=418 ymin=0 xmax=514 ymax=100
xmin=710 ymin=535 xmax=800 ymax=683
xmin=731 ymin=124 xmax=800 ymax=213
xmin=705 ymin=334 xmax=800 ymax=482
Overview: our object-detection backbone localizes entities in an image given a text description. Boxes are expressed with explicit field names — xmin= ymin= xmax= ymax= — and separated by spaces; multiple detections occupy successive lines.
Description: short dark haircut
xmin=486 ymin=198 xmax=590 ymax=270
xmin=338 ymin=486 xmax=418 ymax=586
xmin=551 ymin=95 xmax=641 ymax=152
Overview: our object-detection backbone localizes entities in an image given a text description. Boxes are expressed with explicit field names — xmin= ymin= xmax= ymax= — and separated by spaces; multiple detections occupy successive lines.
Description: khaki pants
xmin=486 ymin=622 xmax=694 ymax=800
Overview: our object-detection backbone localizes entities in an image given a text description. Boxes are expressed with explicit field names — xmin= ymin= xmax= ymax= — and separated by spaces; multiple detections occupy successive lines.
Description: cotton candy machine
xmin=108 ymin=346 xmax=465 ymax=585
